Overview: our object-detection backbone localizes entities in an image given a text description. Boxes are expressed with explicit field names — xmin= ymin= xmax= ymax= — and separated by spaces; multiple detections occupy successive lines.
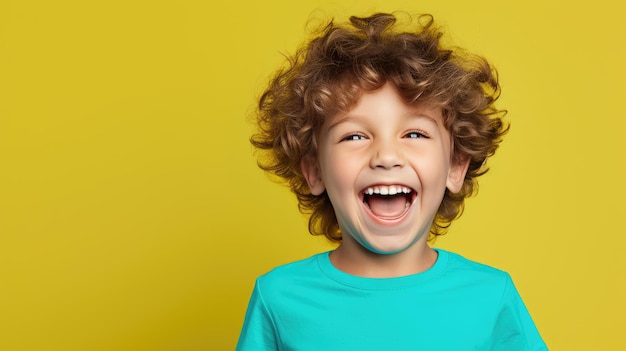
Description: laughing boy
xmin=236 ymin=12 xmax=547 ymax=350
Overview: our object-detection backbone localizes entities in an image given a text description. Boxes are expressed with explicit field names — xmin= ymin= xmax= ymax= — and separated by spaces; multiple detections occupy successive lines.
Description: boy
xmin=237 ymin=12 xmax=547 ymax=350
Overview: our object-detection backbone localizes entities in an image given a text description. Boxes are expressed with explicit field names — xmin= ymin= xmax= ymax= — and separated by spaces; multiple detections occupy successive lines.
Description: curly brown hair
xmin=251 ymin=12 xmax=508 ymax=242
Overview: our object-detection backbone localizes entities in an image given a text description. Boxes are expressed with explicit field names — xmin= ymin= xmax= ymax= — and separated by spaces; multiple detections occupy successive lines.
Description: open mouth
xmin=361 ymin=185 xmax=416 ymax=220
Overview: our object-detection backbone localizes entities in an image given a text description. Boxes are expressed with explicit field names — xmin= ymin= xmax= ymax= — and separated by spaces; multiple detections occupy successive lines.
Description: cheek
xmin=324 ymin=155 xmax=355 ymax=187
xmin=415 ymin=152 xmax=451 ymax=189
xmin=319 ymin=152 xmax=362 ymax=210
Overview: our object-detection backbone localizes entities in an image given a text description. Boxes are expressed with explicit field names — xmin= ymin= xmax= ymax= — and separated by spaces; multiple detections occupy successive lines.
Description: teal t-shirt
xmin=236 ymin=249 xmax=547 ymax=350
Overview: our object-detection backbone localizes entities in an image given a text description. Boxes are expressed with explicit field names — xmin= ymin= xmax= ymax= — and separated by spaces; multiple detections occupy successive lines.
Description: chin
xmin=357 ymin=233 xmax=425 ymax=256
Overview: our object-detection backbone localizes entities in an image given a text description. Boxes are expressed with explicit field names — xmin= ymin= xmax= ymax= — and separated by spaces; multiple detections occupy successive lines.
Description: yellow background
xmin=1 ymin=0 xmax=624 ymax=350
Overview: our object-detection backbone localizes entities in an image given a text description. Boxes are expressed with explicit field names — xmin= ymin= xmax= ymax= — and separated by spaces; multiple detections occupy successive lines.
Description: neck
xmin=329 ymin=240 xmax=437 ymax=278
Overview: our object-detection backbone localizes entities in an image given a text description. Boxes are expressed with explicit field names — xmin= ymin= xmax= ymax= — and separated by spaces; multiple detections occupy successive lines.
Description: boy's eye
xmin=341 ymin=134 xmax=367 ymax=141
xmin=405 ymin=131 xmax=428 ymax=139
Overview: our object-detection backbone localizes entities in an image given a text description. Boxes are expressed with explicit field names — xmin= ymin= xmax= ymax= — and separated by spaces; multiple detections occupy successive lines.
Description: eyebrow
xmin=409 ymin=113 xmax=439 ymax=126
xmin=326 ymin=115 xmax=354 ymax=131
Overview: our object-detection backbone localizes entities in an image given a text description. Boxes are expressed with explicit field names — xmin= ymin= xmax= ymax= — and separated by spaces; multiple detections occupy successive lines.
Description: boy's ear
xmin=446 ymin=156 xmax=470 ymax=194
xmin=301 ymin=156 xmax=325 ymax=195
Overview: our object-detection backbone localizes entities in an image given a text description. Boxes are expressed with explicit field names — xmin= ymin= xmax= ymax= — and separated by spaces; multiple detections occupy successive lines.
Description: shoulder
xmin=260 ymin=252 xmax=326 ymax=279
xmin=437 ymin=251 xmax=547 ymax=349
xmin=255 ymin=252 xmax=328 ymax=295
xmin=440 ymin=249 xmax=510 ymax=278
xmin=436 ymin=249 xmax=513 ymax=296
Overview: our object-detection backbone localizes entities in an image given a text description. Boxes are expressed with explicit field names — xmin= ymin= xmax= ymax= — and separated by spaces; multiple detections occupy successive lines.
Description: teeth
xmin=364 ymin=185 xmax=412 ymax=196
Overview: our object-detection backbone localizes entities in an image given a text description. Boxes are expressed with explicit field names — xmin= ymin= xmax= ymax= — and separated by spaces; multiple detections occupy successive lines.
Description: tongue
xmin=367 ymin=195 xmax=408 ymax=218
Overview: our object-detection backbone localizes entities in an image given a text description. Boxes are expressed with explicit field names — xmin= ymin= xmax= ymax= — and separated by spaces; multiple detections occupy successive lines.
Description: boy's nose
xmin=369 ymin=142 xmax=405 ymax=170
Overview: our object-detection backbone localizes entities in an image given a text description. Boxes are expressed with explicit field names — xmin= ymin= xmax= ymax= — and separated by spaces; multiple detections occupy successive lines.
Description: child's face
xmin=302 ymin=83 xmax=468 ymax=255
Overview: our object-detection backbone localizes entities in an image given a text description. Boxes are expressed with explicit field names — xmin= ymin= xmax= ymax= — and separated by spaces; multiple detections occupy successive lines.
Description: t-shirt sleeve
xmin=490 ymin=274 xmax=548 ymax=351
xmin=235 ymin=278 xmax=280 ymax=351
